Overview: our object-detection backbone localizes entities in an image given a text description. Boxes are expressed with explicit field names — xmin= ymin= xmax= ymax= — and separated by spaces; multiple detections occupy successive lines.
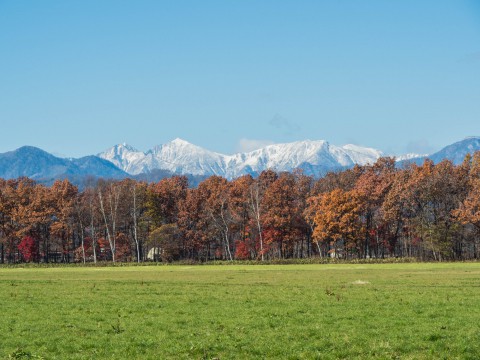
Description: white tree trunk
xmin=98 ymin=186 xmax=119 ymax=263
xmin=250 ymin=185 xmax=264 ymax=261
xmin=90 ymin=199 xmax=97 ymax=264
xmin=132 ymin=184 xmax=141 ymax=263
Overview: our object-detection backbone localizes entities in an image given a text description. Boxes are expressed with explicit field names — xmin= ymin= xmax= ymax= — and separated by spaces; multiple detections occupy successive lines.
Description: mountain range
xmin=0 ymin=137 xmax=479 ymax=185
xmin=97 ymin=138 xmax=385 ymax=178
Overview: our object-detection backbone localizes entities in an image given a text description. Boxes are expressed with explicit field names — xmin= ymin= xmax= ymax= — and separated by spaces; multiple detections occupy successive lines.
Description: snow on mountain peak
xmin=342 ymin=144 xmax=384 ymax=157
xmin=341 ymin=144 xmax=384 ymax=166
xmin=395 ymin=153 xmax=428 ymax=162
xmin=118 ymin=143 xmax=138 ymax=152
xmin=98 ymin=144 xmax=146 ymax=174
xmin=98 ymin=139 xmax=388 ymax=178
xmin=169 ymin=138 xmax=192 ymax=145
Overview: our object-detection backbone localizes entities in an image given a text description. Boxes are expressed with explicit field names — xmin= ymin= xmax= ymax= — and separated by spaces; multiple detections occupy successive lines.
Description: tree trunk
xmin=98 ymin=186 xmax=119 ymax=263
xmin=250 ymin=186 xmax=264 ymax=261
xmin=79 ymin=224 xmax=86 ymax=264
xmin=132 ymin=184 xmax=141 ymax=263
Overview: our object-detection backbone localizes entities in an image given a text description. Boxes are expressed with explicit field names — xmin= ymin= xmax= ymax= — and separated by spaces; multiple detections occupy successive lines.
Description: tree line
xmin=1 ymin=152 xmax=480 ymax=263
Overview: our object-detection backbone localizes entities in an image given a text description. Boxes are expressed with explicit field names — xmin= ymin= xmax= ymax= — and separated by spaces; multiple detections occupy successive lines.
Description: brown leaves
xmin=309 ymin=188 xmax=362 ymax=246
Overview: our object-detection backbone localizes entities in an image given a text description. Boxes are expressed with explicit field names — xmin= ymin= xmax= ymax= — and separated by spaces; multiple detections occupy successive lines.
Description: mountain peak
xmin=15 ymin=145 xmax=48 ymax=153
xmin=117 ymin=143 xmax=139 ymax=152
xmin=169 ymin=138 xmax=192 ymax=146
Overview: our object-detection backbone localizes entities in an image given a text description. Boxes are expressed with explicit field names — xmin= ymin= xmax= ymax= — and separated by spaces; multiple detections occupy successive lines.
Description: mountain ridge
xmin=1 ymin=137 xmax=480 ymax=186
xmin=98 ymin=138 xmax=386 ymax=178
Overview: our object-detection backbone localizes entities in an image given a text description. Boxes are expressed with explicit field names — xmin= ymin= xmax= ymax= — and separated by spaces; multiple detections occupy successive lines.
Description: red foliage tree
xmin=234 ymin=240 xmax=250 ymax=260
xmin=18 ymin=236 xmax=38 ymax=262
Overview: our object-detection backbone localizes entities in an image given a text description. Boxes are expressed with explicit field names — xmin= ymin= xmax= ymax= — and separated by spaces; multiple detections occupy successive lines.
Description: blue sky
xmin=0 ymin=0 xmax=479 ymax=157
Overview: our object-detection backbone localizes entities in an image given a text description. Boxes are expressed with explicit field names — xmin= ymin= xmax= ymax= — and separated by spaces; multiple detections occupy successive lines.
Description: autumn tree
xmin=49 ymin=180 xmax=78 ymax=262
xmin=146 ymin=176 xmax=188 ymax=226
xmin=18 ymin=236 xmax=38 ymax=262
xmin=293 ymin=171 xmax=314 ymax=257
xmin=177 ymin=187 xmax=212 ymax=260
xmin=310 ymin=189 xmax=363 ymax=258
xmin=145 ymin=176 xmax=188 ymax=260
xmin=312 ymin=166 xmax=362 ymax=195
xmin=198 ymin=176 xmax=234 ymax=260
xmin=248 ymin=170 xmax=278 ymax=260
xmin=2 ymin=152 xmax=480 ymax=263
xmin=0 ymin=179 xmax=18 ymax=263
xmin=381 ymin=167 xmax=416 ymax=257
xmin=261 ymin=172 xmax=305 ymax=259
xmin=148 ymin=223 xmax=181 ymax=262
xmin=9 ymin=179 xmax=56 ymax=262
xmin=229 ymin=175 xmax=255 ymax=259
xmin=354 ymin=158 xmax=396 ymax=258
xmin=396 ymin=160 xmax=467 ymax=260
xmin=453 ymin=151 xmax=480 ymax=258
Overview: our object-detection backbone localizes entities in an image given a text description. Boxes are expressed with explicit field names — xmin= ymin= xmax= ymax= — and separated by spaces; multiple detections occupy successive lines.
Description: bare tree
xmin=98 ymin=182 xmax=120 ymax=263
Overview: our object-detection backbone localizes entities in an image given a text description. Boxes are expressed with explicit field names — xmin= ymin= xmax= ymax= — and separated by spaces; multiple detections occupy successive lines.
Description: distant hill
xmin=429 ymin=137 xmax=480 ymax=164
xmin=398 ymin=137 xmax=480 ymax=166
xmin=0 ymin=146 xmax=127 ymax=182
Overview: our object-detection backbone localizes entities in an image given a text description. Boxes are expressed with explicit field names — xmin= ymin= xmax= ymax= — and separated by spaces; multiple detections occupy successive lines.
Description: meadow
xmin=1 ymin=263 xmax=480 ymax=359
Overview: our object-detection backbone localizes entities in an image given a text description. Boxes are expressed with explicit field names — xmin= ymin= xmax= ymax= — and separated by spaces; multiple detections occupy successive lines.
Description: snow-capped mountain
xmin=98 ymin=138 xmax=385 ymax=178
xmin=98 ymin=143 xmax=147 ymax=174
xmin=224 ymin=141 xmax=383 ymax=178
xmin=99 ymin=139 xmax=227 ymax=176
xmin=149 ymin=139 xmax=227 ymax=176
xmin=395 ymin=153 xmax=428 ymax=162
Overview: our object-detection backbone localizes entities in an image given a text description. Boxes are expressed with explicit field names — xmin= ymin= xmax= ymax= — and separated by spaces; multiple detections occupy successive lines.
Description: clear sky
xmin=0 ymin=0 xmax=479 ymax=158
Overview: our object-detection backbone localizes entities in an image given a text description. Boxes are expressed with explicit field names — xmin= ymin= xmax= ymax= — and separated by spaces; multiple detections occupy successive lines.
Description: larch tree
xmin=199 ymin=176 xmax=234 ymax=260
xmin=49 ymin=180 xmax=78 ymax=262
xmin=453 ymin=151 xmax=480 ymax=258
xmin=261 ymin=172 xmax=304 ymax=259
xmin=177 ymin=187 xmax=212 ymax=260
xmin=229 ymin=175 xmax=254 ymax=259
xmin=310 ymin=188 xmax=363 ymax=258
xmin=354 ymin=158 xmax=396 ymax=258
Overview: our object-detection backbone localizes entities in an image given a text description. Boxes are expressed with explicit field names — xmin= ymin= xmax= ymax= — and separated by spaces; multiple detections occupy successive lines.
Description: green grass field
xmin=1 ymin=263 xmax=480 ymax=359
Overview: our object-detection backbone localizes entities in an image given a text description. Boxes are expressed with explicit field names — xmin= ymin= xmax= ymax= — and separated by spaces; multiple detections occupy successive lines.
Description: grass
xmin=1 ymin=263 xmax=480 ymax=359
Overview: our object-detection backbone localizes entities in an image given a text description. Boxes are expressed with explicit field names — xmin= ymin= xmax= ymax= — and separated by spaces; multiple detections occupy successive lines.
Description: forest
xmin=1 ymin=152 xmax=480 ymax=263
